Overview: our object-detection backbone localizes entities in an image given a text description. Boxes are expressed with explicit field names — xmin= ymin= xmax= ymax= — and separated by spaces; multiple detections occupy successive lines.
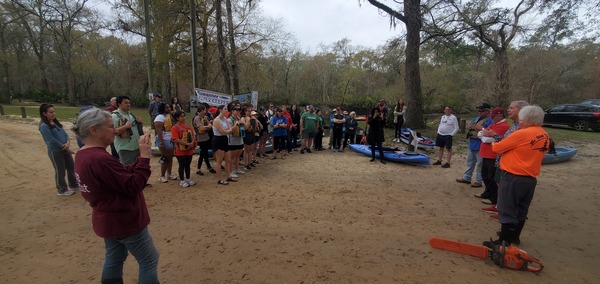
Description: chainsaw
xmin=429 ymin=238 xmax=544 ymax=273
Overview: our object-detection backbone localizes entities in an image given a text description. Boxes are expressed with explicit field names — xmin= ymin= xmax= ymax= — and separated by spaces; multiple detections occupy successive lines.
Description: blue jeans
xmin=463 ymin=150 xmax=482 ymax=183
xmin=102 ymin=227 xmax=159 ymax=284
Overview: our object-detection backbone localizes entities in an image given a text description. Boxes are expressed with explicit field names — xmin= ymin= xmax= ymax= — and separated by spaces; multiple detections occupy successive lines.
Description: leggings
xmin=197 ymin=140 xmax=212 ymax=170
xmin=176 ymin=155 xmax=193 ymax=180
xmin=394 ymin=116 xmax=404 ymax=138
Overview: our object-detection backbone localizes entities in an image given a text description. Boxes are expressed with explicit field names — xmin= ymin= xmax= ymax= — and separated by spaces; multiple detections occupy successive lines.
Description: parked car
xmin=543 ymin=104 xmax=600 ymax=131
xmin=580 ymin=99 xmax=600 ymax=106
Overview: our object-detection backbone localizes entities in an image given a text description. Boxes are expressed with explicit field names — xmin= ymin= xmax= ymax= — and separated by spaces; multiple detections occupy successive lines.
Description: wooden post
xmin=20 ymin=107 xmax=26 ymax=118
xmin=460 ymin=119 xmax=466 ymax=133
xmin=0 ymin=105 xmax=4 ymax=115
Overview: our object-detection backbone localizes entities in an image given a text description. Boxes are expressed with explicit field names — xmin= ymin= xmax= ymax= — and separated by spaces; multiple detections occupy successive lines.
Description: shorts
xmin=155 ymin=136 xmax=174 ymax=149
xmin=302 ymin=130 xmax=317 ymax=139
xmin=435 ymin=134 xmax=453 ymax=149
xmin=230 ymin=144 xmax=243 ymax=150
xmin=212 ymin=135 xmax=229 ymax=152
xmin=243 ymin=133 xmax=255 ymax=145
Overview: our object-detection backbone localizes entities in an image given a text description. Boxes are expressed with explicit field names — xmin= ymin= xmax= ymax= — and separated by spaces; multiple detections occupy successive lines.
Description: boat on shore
xmin=348 ymin=144 xmax=430 ymax=166
xmin=542 ymin=146 xmax=577 ymax=164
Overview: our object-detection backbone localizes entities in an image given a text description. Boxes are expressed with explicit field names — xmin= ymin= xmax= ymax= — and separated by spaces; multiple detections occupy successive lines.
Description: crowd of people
xmin=36 ymin=96 xmax=552 ymax=281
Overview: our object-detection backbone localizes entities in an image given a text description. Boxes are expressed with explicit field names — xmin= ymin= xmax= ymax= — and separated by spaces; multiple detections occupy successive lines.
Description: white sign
xmin=194 ymin=88 xmax=232 ymax=106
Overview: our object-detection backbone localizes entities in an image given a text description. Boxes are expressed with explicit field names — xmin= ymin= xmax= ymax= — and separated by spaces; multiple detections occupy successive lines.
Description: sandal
xmin=226 ymin=177 xmax=238 ymax=182
xmin=217 ymin=180 xmax=229 ymax=185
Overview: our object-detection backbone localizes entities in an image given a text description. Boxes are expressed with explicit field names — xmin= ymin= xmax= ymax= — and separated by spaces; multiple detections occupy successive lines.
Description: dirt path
xmin=0 ymin=117 xmax=598 ymax=283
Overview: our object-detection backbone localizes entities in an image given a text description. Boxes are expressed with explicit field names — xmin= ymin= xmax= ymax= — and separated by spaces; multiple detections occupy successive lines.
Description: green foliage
xmin=13 ymin=91 xmax=69 ymax=104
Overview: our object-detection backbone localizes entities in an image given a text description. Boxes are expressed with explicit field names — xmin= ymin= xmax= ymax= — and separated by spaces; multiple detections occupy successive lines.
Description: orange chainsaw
xmin=429 ymin=238 xmax=544 ymax=273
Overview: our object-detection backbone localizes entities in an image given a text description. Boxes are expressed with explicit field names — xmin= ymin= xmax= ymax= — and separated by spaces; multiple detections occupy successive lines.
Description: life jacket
xmin=174 ymin=124 xmax=193 ymax=151
xmin=163 ymin=114 xmax=173 ymax=132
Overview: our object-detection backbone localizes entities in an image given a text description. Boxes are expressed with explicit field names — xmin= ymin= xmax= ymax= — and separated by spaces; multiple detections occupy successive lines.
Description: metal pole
xmin=189 ymin=0 xmax=198 ymax=89
xmin=144 ymin=0 xmax=154 ymax=92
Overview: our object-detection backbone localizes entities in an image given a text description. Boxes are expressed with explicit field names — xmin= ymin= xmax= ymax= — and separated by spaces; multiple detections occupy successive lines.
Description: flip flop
xmin=218 ymin=180 xmax=229 ymax=185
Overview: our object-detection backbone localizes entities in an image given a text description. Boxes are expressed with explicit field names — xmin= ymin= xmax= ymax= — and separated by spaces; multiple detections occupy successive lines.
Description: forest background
xmin=1 ymin=0 xmax=599 ymax=128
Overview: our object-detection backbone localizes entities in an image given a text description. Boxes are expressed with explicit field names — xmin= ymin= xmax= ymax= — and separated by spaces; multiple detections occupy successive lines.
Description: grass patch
xmin=1 ymin=104 xmax=149 ymax=123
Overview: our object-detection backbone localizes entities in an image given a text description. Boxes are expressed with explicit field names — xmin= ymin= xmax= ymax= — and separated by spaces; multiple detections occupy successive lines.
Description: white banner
xmin=193 ymin=88 xmax=232 ymax=106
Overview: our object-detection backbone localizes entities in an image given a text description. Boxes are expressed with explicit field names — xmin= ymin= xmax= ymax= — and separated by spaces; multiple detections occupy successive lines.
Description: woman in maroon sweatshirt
xmin=74 ymin=107 xmax=159 ymax=284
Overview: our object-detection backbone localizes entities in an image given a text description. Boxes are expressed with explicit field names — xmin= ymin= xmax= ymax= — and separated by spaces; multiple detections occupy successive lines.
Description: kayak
xmin=399 ymin=128 xmax=436 ymax=150
xmin=348 ymin=144 xmax=430 ymax=166
xmin=542 ymin=146 xmax=577 ymax=164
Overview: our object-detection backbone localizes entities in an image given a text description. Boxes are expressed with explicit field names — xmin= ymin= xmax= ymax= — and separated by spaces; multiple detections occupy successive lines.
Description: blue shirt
xmin=39 ymin=123 xmax=69 ymax=152
xmin=468 ymin=117 xmax=492 ymax=151
xmin=271 ymin=116 xmax=288 ymax=137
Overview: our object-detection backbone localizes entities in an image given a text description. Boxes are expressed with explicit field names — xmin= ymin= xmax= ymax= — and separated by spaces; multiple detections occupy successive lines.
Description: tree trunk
xmin=494 ymin=48 xmax=510 ymax=107
xmin=225 ymin=0 xmax=239 ymax=96
xmin=215 ymin=0 xmax=231 ymax=94
xmin=404 ymin=0 xmax=425 ymax=128
xmin=0 ymin=26 xmax=11 ymax=103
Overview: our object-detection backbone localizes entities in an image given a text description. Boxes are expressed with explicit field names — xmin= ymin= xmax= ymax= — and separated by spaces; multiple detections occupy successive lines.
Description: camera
xmin=466 ymin=131 xmax=474 ymax=139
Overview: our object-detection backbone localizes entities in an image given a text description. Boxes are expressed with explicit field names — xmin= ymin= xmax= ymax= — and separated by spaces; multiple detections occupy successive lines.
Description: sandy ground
xmin=0 ymin=117 xmax=599 ymax=284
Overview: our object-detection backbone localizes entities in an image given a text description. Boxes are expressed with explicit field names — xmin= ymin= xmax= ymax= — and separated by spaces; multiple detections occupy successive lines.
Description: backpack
xmin=174 ymin=124 xmax=193 ymax=151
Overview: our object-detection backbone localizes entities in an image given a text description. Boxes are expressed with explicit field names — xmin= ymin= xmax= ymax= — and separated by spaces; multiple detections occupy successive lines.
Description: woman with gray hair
xmin=486 ymin=105 xmax=550 ymax=248
xmin=73 ymin=107 xmax=159 ymax=284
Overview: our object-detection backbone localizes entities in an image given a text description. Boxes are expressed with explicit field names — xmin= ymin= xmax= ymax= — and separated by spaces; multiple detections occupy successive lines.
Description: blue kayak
xmin=542 ymin=146 xmax=577 ymax=164
xmin=348 ymin=144 xmax=430 ymax=166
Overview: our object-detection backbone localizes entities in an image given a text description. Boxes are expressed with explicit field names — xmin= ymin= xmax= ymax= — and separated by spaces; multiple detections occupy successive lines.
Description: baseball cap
xmin=154 ymin=93 xmax=162 ymax=98
xmin=251 ymin=111 xmax=258 ymax=115
xmin=489 ymin=107 xmax=504 ymax=117
xmin=477 ymin=103 xmax=491 ymax=110
xmin=343 ymin=111 xmax=348 ymax=115
xmin=332 ymin=109 xmax=337 ymax=112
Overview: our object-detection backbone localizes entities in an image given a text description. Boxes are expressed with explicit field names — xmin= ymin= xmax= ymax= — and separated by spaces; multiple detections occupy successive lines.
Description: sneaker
xmin=245 ymin=165 xmax=252 ymax=170
xmin=306 ymin=149 xmax=312 ymax=153
xmin=180 ymin=180 xmax=190 ymax=188
xmin=471 ymin=182 xmax=483 ymax=188
xmin=490 ymin=214 xmax=499 ymax=220
xmin=482 ymin=205 xmax=497 ymax=213
xmin=235 ymin=169 xmax=245 ymax=175
xmin=196 ymin=170 xmax=204 ymax=176
xmin=482 ymin=199 xmax=493 ymax=205
xmin=441 ymin=163 xmax=450 ymax=168
xmin=69 ymin=187 xmax=79 ymax=193
xmin=230 ymin=173 xmax=239 ymax=178
xmin=300 ymin=149 xmax=305 ymax=154
xmin=187 ymin=179 xmax=196 ymax=186
xmin=456 ymin=178 xmax=471 ymax=184
xmin=209 ymin=168 xmax=216 ymax=174
xmin=432 ymin=160 xmax=442 ymax=165
xmin=170 ymin=175 xmax=178 ymax=180
xmin=57 ymin=189 xmax=75 ymax=196
xmin=158 ymin=176 xmax=169 ymax=183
